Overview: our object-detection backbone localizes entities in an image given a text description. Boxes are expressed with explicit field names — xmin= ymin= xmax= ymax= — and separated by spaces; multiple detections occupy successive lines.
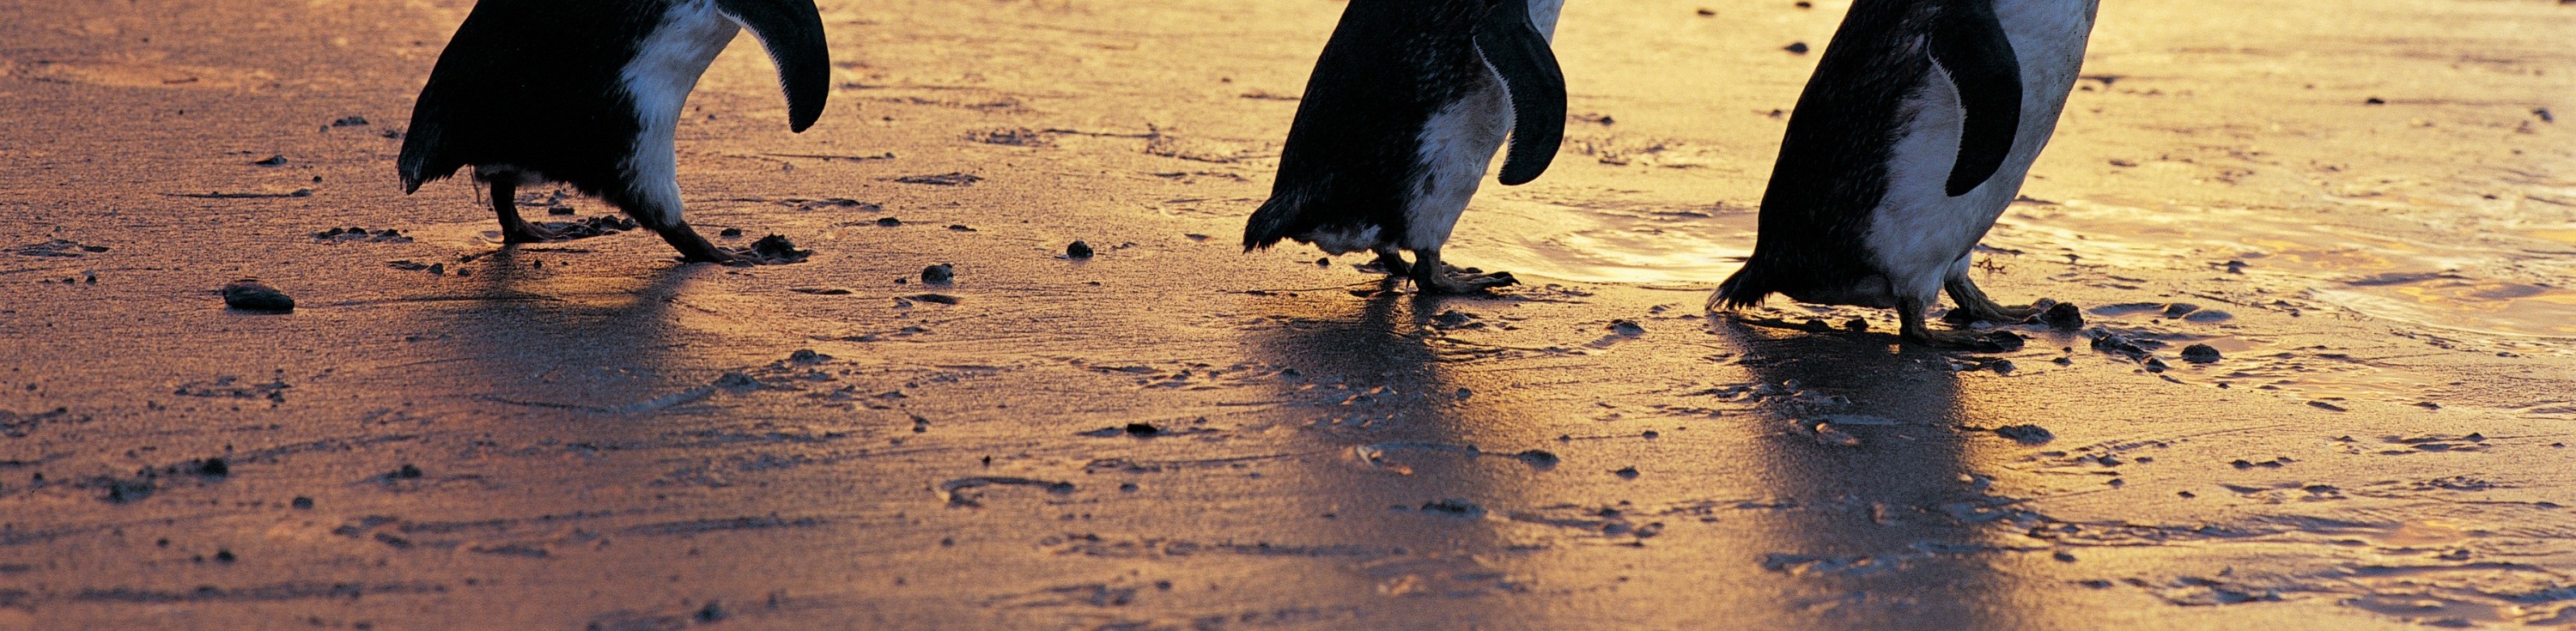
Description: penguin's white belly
xmin=1401 ymin=83 xmax=1510 ymax=252
xmin=1863 ymin=3 xmax=2095 ymax=301
xmin=1399 ymin=0 xmax=1562 ymax=252
xmin=619 ymin=0 xmax=740 ymax=222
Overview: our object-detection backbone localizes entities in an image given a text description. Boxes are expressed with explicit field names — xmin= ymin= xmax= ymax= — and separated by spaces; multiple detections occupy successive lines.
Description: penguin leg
xmin=1407 ymin=248 xmax=1519 ymax=294
xmin=1370 ymin=246 xmax=1413 ymax=277
xmin=485 ymin=173 xmax=559 ymax=244
xmin=1899 ymin=293 xmax=2025 ymax=351
xmin=1941 ymin=255 xmax=2040 ymax=325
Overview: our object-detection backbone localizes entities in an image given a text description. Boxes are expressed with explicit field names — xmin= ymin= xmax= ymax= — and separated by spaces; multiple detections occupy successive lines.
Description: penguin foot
xmin=1405 ymin=250 xmax=1516 ymax=294
xmin=499 ymin=221 xmax=563 ymax=245
xmin=1901 ymin=296 xmax=2025 ymax=351
xmin=1942 ymin=276 xmax=2043 ymax=324
xmin=1905 ymin=327 xmax=2026 ymax=352
xmin=653 ymin=222 xmax=735 ymax=264
xmin=1941 ymin=301 xmax=2042 ymax=325
xmin=1414 ymin=265 xmax=1519 ymax=294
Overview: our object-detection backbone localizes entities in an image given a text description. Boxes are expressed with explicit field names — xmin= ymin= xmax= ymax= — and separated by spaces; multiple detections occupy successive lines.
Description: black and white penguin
xmin=1243 ymin=0 xmax=1567 ymax=294
xmin=398 ymin=0 xmax=829 ymax=263
xmin=1710 ymin=0 xmax=2097 ymax=347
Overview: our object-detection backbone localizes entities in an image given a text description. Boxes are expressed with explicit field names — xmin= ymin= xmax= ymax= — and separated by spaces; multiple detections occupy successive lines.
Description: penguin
xmin=1709 ymin=0 xmax=2098 ymax=348
xmin=398 ymin=0 xmax=829 ymax=264
xmin=1243 ymin=0 xmax=1568 ymax=294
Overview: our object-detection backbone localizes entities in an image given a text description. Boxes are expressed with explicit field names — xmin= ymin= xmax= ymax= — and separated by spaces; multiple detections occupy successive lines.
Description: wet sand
xmin=3 ymin=0 xmax=2575 ymax=628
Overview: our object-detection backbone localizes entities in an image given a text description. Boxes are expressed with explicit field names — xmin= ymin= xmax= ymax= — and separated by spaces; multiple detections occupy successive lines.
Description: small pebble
xmin=1783 ymin=42 xmax=1810 ymax=54
xmin=1613 ymin=466 xmax=1640 ymax=479
xmin=220 ymin=279 xmax=295 ymax=312
xmin=2180 ymin=343 xmax=2222 ymax=363
xmin=719 ymin=228 xmax=743 ymax=238
xmin=922 ymin=264 xmax=955 ymax=284
xmin=1066 ymin=240 xmax=1095 ymax=259
xmin=2038 ymin=302 xmax=2084 ymax=330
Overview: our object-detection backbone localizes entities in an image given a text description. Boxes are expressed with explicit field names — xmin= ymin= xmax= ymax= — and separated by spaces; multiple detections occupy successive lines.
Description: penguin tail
xmin=1708 ymin=264 xmax=1772 ymax=312
xmin=1242 ymin=189 xmax=1309 ymax=252
xmin=393 ymin=127 xmax=449 ymax=195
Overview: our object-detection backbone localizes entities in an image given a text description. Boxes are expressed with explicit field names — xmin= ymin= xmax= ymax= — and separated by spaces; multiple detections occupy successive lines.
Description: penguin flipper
xmin=1929 ymin=0 xmax=2023 ymax=197
xmin=715 ymin=0 xmax=831 ymax=132
xmin=1472 ymin=0 xmax=1566 ymax=186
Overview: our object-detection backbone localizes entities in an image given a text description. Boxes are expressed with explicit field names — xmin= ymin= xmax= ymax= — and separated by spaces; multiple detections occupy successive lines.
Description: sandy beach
xmin=3 ymin=0 xmax=2574 ymax=628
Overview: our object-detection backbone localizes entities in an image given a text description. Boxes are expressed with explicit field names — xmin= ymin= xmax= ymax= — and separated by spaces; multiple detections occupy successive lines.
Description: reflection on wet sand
xmin=1711 ymin=319 xmax=2015 ymax=626
xmin=1234 ymin=291 xmax=1546 ymax=624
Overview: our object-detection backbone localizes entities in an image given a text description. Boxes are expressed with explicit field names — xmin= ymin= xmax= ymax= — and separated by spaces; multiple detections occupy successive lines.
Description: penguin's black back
xmin=1716 ymin=1 xmax=1945 ymax=307
xmin=398 ymin=0 xmax=666 ymax=196
xmin=1243 ymin=0 xmax=1492 ymax=251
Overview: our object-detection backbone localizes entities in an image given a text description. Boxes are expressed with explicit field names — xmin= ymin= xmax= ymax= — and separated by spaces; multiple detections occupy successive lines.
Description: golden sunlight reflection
xmin=1452 ymin=197 xmax=1753 ymax=285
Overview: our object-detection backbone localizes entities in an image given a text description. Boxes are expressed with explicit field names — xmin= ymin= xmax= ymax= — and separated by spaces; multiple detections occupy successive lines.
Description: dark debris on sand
xmin=1994 ymin=424 xmax=2056 ymax=444
xmin=220 ymin=279 xmax=295 ymax=312
xmin=2181 ymin=343 xmax=2224 ymax=363
xmin=726 ymin=234 xmax=811 ymax=265
xmin=10 ymin=240 xmax=112 ymax=258
xmin=894 ymin=172 xmax=982 ymax=186
xmin=313 ymin=227 xmax=412 ymax=243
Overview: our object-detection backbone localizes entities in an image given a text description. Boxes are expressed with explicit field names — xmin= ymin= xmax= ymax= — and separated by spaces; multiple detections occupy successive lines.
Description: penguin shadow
xmin=1240 ymin=291 xmax=1553 ymax=610
xmin=1710 ymin=318 xmax=2020 ymax=622
xmin=433 ymin=252 xmax=718 ymax=412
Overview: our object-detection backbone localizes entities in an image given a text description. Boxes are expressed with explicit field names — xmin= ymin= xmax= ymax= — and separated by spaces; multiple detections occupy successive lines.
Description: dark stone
xmin=220 ymin=279 xmax=295 ymax=312
xmin=2180 ymin=343 xmax=2223 ymax=363
xmin=1514 ymin=450 xmax=1558 ymax=467
xmin=743 ymin=234 xmax=810 ymax=264
xmin=921 ymin=264 xmax=955 ymax=284
xmin=2039 ymin=301 xmax=2083 ymax=330
xmin=1066 ymin=240 xmax=1094 ymax=259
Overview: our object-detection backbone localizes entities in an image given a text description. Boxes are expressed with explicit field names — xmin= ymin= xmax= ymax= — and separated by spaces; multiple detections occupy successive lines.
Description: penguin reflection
xmin=1711 ymin=0 xmax=2099 ymax=348
xmin=1715 ymin=319 xmax=2017 ymax=622
xmin=398 ymin=0 xmax=831 ymax=264
xmin=1246 ymin=0 xmax=1569 ymax=294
